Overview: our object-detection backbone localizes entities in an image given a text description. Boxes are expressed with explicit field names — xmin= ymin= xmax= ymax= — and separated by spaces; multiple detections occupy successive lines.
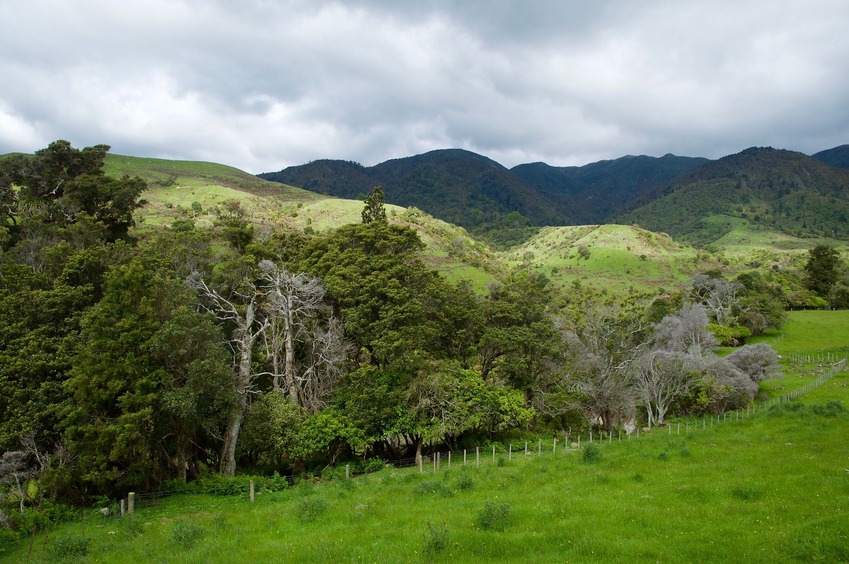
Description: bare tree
xmin=726 ymin=343 xmax=782 ymax=383
xmin=560 ymin=307 xmax=649 ymax=433
xmin=634 ymin=351 xmax=699 ymax=427
xmin=257 ymin=260 xmax=347 ymax=413
xmin=187 ymin=272 xmax=268 ymax=476
xmin=690 ymin=274 xmax=742 ymax=326
xmin=653 ymin=303 xmax=717 ymax=357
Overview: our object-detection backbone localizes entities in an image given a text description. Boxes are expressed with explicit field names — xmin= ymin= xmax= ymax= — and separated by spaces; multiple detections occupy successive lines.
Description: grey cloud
xmin=1 ymin=0 xmax=848 ymax=173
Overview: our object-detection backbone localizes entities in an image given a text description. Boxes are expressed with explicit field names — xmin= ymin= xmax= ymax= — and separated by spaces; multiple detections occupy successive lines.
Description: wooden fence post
xmin=345 ymin=464 xmax=350 ymax=480
xmin=509 ymin=444 xmax=512 ymax=461
xmin=476 ymin=447 xmax=480 ymax=467
xmin=120 ymin=499 xmax=125 ymax=517
xmin=249 ymin=479 xmax=255 ymax=503
xmin=128 ymin=492 xmax=134 ymax=516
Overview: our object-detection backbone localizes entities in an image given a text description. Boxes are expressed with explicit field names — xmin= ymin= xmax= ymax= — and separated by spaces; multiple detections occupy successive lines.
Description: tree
xmin=187 ymin=270 xmax=269 ymax=476
xmin=725 ymin=344 xmax=781 ymax=383
xmin=803 ymin=245 xmax=841 ymax=299
xmin=0 ymin=140 xmax=146 ymax=242
xmin=361 ymin=186 xmax=387 ymax=224
xmin=652 ymin=303 xmax=717 ymax=357
xmin=559 ymin=307 xmax=649 ymax=433
xmin=634 ymin=351 xmax=698 ymax=427
xmin=690 ymin=274 xmax=742 ymax=326
xmin=257 ymin=260 xmax=347 ymax=412
xmin=64 ymin=262 xmax=234 ymax=491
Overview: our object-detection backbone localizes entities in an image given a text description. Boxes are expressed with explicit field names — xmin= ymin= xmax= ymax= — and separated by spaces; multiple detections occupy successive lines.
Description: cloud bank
xmin=1 ymin=0 xmax=848 ymax=172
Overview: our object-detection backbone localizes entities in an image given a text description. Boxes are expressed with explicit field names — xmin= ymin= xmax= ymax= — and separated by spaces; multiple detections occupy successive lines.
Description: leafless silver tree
xmin=187 ymin=272 xmax=269 ymax=476
xmin=634 ymin=351 xmax=699 ymax=427
xmin=690 ymin=274 xmax=742 ymax=326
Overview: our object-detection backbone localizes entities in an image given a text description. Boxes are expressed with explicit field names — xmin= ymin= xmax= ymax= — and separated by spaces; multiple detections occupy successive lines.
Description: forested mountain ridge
xmin=618 ymin=147 xmax=849 ymax=245
xmin=813 ymin=144 xmax=849 ymax=169
xmin=511 ymin=153 xmax=709 ymax=224
xmin=259 ymin=149 xmax=575 ymax=234
xmin=260 ymin=145 xmax=849 ymax=244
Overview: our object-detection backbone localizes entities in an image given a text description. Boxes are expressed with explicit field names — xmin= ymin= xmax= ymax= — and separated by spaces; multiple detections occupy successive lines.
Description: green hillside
xmin=619 ymin=147 xmax=849 ymax=245
xmin=105 ymin=155 xmax=500 ymax=291
xmin=502 ymin=224 xmax=712 ymax=295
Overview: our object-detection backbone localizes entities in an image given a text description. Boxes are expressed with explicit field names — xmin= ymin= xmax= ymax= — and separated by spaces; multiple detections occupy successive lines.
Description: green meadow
xmin=5 ymin=311 xmax=848 ymax=563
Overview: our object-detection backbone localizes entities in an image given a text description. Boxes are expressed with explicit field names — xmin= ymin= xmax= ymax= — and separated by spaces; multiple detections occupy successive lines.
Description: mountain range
xmin=258 ymin=144 xmax=849 ymax=246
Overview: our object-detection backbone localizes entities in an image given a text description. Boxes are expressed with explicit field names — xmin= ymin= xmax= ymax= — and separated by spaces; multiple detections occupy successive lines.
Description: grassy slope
xmin=502 ymin=224 xmax=715 ymax=294
xmin=6 ymin=311 xmax=849 ymax=563
xmin=107 ymin=155 xmax=499 ymax=291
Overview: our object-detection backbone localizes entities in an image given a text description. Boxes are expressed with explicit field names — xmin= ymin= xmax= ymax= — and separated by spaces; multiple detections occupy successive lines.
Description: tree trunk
xmin=283 ymin=297 xmax=299 ymax=405
xmin=220 ymin=304 xmax=257 ymax=476
xmin=414 ymin=436 xmax=423 ymax=468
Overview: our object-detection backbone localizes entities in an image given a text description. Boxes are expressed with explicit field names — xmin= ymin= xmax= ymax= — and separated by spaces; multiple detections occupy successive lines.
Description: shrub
xmin=297 ymin=497 xmax=328 ymax=523
xmin=413 ymin=479 xmax=453 ymax=497
xmin=171 ymin=520 xmax=205 ymax=549
xmin=50 ymin=536 xmax=90 ymax=559
xmin=422 ymin=521 xmax=449 ymax=555
xmin=731 ymin=485 xmax=762 ymax=501
xmin=582 ymin=444 xmax=601 ymax=464
xmin=657 ymin=451 xmax=670 ymax=461
xmin=477 ymin=501 xmax=511 ymax=531
xmin=455 ymin=472 xmax=475 ymax=491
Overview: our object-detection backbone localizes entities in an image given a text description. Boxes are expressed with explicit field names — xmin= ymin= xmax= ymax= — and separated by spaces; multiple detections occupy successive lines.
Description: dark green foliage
xmin=803 ymin=245 xmax=842 ymax=299
xmin=456 ymin=472 xmax=475 ymax=491
xmin=361 ymin=186 xmax=387 ymax=224
xmin=582 ymin=444 xmax=601 ymax=464
xmin=657 ymin=451 xmax=670 ymax=461
xmin=261 ymin=149 xmax=573 ymax=234
xmin=768 ymin=400 xmax=846 ymax=418
xmin=620 ymin=148 xmax=849 ymax=243
xmin=476 ymin=501 xmax=511 ymax=531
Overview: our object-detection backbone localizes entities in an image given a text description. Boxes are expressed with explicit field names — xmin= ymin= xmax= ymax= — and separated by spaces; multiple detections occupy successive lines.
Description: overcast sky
xmin=1 ymin=1 xmax=848 ymax=173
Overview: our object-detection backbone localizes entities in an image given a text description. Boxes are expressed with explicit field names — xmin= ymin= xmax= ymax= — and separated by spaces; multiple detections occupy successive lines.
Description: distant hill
xmin=813 ymin=144 xmax=849 ymax=169
xmin=618 ymin=147 xmax=849 ymax=245
xmin=511 ymin=154 xmax=708 ymax=224
xmin=259 ymin=149 xmax=574 ymax=235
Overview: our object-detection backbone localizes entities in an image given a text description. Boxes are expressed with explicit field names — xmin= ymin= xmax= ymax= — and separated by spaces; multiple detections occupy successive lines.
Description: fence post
xmin=493 ymin=445 xmax=496 ymax=463
xmin=120 ymin=499 xmax=125 ymax=518
xmin=448 ymin=451 xmax=451 ymax=470
xmin=476 ymin=447 xmax=480 ymax=467
xmin=553 ymin=438 xmax=557 ymax=454
xmin=419 ymin=456 xmax=423 ymax=474
xmin=249 ymin=479 xmax=255 ymax=503
xmin=538 ymin=438 xmax=542 ymax=455
xmin=525 ymin=441 xmax=528 ymax=455
xmin=437 ymin=452 xmax=441 ymax=471
xmin=128 ymin=492 xmax=135 ymax=516
xmin=345 ymin=465 xmax=350 ymax=479
xmin=433 ymin=453 xmax=437 ymax=474
xmin=464 ymin=449 xmax=467 ymax=466
xmin=509 ymin=444 xmax=512 ymax=461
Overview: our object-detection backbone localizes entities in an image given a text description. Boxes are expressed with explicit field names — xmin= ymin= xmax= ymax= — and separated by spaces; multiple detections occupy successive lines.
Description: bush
xmin=422 ymin=521 xmax=449 ymax=555
xmin=582 ymin=444 xmax=601 ymax=464
xmin=171 ymin=520 xmax=205 ymax=549
xmin=455 ymin=472 xmax=475 ymax=491
xmin=297 ymin=497 xmax=328 ymax=523
xmin=50 ymin=536 xmax=90 ymax=559
xmin=477 ymin=501 xmax=511 ymax=531
xmin=413 ymin=479 xmax=453 ymax=497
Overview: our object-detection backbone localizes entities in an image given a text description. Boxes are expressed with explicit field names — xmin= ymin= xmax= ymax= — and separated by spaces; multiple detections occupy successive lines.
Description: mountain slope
xmin=259 ymin=149 xmax=574 ymax=233
xmin=511 ymin=154 xmax=708 ymax=224
xmin=618 ymin=147 xmax=849 ymax=245
xmin=813 ymin=144 xmax=849 ymax=169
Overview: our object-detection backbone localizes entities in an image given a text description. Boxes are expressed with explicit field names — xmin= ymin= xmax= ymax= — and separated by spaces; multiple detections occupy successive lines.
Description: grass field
xmin=4 ymin=312 xmax=848 ymax=563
